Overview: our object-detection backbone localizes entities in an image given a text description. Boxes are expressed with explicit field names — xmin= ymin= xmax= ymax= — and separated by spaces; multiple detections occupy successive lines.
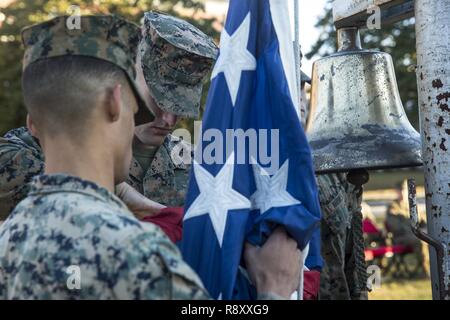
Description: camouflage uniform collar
xmin=4 ymin=127 xmax=42 ymax=154
xmin=29 ymin=174 xmax=127 ymax=210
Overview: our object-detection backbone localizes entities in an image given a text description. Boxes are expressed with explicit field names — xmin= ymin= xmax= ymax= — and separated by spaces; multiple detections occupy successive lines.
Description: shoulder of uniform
xmin=0 ymin=127 xmax=43 ymax=161
xmin=120 ymin=222 xmax=208 ymax=299
xmin=3 ymin=127 xmax=29 ymax=139
xmin=165 ymin=134 xmax=192 ymax=148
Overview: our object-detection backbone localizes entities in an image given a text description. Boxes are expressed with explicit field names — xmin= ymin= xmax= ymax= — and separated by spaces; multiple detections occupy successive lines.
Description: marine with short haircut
xmin=0 ymin=15 xmax=208 ymax=299
xmin=0 ymin=11 xmax=218 ymax=219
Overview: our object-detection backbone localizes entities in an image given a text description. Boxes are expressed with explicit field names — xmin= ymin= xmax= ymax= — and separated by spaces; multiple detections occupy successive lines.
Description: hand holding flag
xmin=181 ymin=0 xmax=322 ymax=299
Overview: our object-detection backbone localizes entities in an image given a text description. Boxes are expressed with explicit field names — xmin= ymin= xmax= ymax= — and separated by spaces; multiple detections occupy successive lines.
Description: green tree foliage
xmin=0 ymin=0 xmax=219 ymax=135
xmin=306 ymin=0 xmax=419 ymax=129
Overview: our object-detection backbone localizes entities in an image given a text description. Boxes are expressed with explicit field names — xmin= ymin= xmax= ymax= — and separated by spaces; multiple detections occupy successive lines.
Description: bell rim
xmin=313 ymin=162 xmax=423 ymax=175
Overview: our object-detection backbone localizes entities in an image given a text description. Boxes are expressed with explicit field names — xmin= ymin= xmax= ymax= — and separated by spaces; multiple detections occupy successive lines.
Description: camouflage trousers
xmin=319 ymin=217 xmax=369 ymax=300
xmin=317 ymin=173 xmax=368 ymax=300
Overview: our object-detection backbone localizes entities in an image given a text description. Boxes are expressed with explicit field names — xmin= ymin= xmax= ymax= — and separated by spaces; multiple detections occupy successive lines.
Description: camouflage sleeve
xmin=316 ymin=174 xmax=348 ymax=229
xmin=0 ymin=264 xmax=5 ymax=299
xmin=317 ymin=174 xmax=352 ymax=300
xmin=0 ymin=136 xmax=44 ymax=220
xmin=116 ymin=228 xmax=210 ymax=300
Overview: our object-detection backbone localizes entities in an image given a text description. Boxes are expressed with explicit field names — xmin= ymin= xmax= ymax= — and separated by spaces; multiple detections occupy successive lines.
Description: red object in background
xmin=141 ymin=207 xmax=184 ymax=243
xmin=363 ymin=218 xmax=380 ymax=234
xmin=142 ymin=208 xmax=321 ymax=300
xmin=303 ymin=270 xmax=321 ymax=300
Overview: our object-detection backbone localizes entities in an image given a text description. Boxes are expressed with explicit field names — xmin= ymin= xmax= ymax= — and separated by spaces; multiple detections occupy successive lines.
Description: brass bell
xmin=306 ymin=27 xmax=422 ymax=174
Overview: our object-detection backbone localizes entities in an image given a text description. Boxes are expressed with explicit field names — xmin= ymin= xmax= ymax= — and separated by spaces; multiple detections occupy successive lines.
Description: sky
xmin=0 ymin=0 xmax=329 ymax=75
xmin=289 ymin=0 xmax=329 ymax=75
xmin=204 ymin=0 xmax=329 ymax=77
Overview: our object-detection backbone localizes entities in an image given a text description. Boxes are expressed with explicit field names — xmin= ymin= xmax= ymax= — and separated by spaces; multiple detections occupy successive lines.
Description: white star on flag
xmin=250 ymin=159 xmax=301 ymax=214
xmin=184 ymin=153 xmax=251 ymax=247
xmin=211 ymin=12 xmax=257 ymax=107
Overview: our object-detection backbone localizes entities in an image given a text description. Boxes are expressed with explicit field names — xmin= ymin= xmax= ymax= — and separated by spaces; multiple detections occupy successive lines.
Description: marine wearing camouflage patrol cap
xmin=299 ymin=45 xmax=311 ymax=84
xmin=301 ymin=70 xmax=311 ymax=84
xmin=21 ymin=15 xmax=147 ymax=109
xmin=140 ymin=11 xmax=218 ymax=119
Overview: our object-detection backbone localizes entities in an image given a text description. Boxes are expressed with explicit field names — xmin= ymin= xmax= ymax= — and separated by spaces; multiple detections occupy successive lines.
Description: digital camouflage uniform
xmin=129 ymin=11 xmax=217 ymax=205
xmin=0 ymin=15 xmax=208 ymax=299
xmin=127 ymin=134 xmax=193 ymax=206
xmin=0 ymin=174 xmax=208 ymax=299
xmin=140 ymin=11 xmax=218 ymax=119
xmin=0 ymin=127 xmax=43 ymax=220
xmin=317 ymin=173 xmax=368 ymax=300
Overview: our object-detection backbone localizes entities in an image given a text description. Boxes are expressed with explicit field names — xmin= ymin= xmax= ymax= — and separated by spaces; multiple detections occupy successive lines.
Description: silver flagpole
xmin=293 ymin=0 xmax=304 ymax=301
xmin=294 ymin=0 xmax=302 ymax=114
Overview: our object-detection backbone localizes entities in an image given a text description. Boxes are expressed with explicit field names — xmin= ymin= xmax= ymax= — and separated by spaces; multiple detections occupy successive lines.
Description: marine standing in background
xmin=128 ymin=11 xmax=218 ymax=206
xmin=298 ymin=49 xmax=368 ymax=300
xmin=317 ymin=173 xmax=368 ymax=300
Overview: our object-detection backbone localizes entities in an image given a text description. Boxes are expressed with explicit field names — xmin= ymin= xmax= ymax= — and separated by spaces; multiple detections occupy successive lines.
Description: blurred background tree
xmin=306 ymin=0 xmax=419 ymax=130
xmin=0 ymin=0 xmax=219 ymax=135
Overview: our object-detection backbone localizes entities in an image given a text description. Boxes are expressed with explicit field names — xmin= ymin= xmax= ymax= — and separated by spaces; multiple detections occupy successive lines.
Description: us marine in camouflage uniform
xmin=128 ymin=11 xmax=218 ymax=206
xmin=0 ymin=15 xmax=208 ymax=299
xmin=317 ymin=173 xmax=368 ymax=300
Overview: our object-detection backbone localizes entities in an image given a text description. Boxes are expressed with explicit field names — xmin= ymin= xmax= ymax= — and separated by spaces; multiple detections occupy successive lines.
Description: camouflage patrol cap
xmin=140 ymin=11 xmax=218 ymax=119
xmin=299 ymin=46 xmax=311 ymax=84
xmin=21 ymin=15 xmax=147 ymax=110
xmin=301 ymin=70 xmax=311 ymax=84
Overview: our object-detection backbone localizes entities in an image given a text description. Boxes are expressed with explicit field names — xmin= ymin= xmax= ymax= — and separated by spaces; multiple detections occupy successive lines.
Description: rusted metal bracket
xmin=407 ymin=178 xmax=446 ymax=300
xmin=333 ymin=0 xmax=414 ymax=29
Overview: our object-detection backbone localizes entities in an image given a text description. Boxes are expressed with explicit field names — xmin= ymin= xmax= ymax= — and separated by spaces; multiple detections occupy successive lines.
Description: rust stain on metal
xmin=433 ymin=79 xmax=444 ymax=88
xmin=390 ymin=113 xmax=402 ymax=119
xmin=439 ymin=103 xmax=450 ymax=112
xmin=437 ymin=92 xmax=450 ymax=103
xmin=440 ymin=138 xmax=448 ymax=151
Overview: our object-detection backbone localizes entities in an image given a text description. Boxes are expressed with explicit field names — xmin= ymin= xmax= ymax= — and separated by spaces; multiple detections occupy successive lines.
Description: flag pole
xmin=293 ymin=0 xmax=305 ymax=301
xmin=293 ymin=0 xmax=302 ymax=115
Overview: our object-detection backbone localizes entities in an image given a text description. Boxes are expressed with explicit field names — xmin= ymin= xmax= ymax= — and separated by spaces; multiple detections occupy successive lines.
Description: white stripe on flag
xmin=269 ymin=0 xmax=301 ymax=121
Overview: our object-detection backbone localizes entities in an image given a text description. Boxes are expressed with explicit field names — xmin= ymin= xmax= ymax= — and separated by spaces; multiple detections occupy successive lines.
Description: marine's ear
xmin=26 ymin=114 xmax=38 ymax=138
xmin=106 ymin=84 xmax=123 ymax=123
